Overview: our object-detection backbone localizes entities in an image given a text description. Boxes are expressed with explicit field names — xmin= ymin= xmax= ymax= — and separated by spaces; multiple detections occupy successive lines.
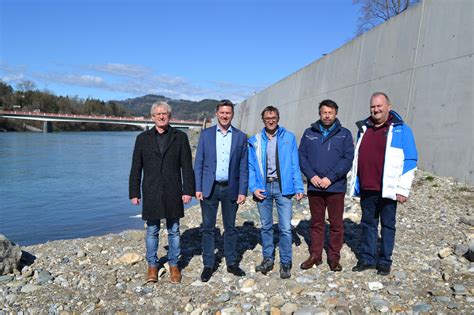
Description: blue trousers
xmin=359 ymin=190 xmax=397 ymax=266
xmin=146 ymin=218 xmax=180 ymax=267
xmin=200 ymin=182 xmax=238 ymax=267
xmin=256 ymin=182 xmax=293 ymax=265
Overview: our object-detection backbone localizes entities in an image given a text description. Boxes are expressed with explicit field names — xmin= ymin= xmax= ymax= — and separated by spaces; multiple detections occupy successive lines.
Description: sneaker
xmin=352 ymin=261 xmax=376 ymax=272
xmin=280 ymin=264 xmax=291 ymax=279
xmin=255 ymin=258 xmax=274 ymax=275
xmin=376 ymin=264 xmax=391 ymax=276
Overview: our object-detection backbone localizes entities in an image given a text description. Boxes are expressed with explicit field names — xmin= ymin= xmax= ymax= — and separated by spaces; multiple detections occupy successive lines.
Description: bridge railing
xmin=0 ymin=110 xmax=205 ymax=125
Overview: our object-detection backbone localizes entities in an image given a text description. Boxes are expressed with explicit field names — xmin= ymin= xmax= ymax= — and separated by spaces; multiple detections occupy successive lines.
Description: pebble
xmin=0 ymin=169 xmax=472 ymax=313
xmin=281 ymin=302 xmax=298 ymax=314
xmin=438 ymin=247 xmax=453 ymax=258
xmin=368 ymin=281 xmax=384 ymax=290
xmin=412 ymin=303 xmax=432 ymax=313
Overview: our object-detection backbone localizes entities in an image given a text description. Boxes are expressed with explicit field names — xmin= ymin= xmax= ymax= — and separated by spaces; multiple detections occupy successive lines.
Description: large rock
xmin=0 ymin=234 xmax=22 ymax=275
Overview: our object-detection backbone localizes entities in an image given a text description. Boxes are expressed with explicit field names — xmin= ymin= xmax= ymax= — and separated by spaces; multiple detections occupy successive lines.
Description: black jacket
xmin=129 ymin=126 xmax=195 ymax=220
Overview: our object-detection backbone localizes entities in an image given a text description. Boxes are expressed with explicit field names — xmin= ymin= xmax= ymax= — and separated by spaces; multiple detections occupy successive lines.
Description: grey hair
xmin=370 ymin=92 xmax=391 ymax=105
xmin=150 ymin=101 xmax=172 ymax=116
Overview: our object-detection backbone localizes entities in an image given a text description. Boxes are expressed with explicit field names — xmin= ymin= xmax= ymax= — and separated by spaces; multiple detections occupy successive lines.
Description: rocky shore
xmin=1 ymin=170 xmax=473 ymax=314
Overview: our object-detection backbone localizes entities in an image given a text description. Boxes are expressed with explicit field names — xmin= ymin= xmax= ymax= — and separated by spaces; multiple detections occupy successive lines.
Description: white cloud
xmin=86 ymin=63 xmax=151 ymax=78
xmin=1 ymin=62 xmax=259 ymax=102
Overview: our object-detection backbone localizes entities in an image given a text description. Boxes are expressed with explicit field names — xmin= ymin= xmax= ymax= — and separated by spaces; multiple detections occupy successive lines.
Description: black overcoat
xmin=129 ymin=126 xmax=195 ymax=220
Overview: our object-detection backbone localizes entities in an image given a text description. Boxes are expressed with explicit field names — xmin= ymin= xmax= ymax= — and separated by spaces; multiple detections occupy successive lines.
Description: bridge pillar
xmin=43 ymin=121 xmax=53 ymax=133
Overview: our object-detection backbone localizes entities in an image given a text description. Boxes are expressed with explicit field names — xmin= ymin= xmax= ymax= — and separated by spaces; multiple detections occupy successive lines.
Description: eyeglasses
xmin=263 ymin=117 xmax=278 ymax=122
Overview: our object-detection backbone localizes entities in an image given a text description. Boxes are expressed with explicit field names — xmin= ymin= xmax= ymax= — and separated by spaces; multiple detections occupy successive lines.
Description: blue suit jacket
xmin=194 ymin=125 xmax=248 ymax=199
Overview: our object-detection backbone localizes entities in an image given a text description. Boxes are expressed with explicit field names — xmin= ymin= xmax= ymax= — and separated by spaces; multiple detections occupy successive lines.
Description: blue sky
xmin=1 ymin=0 xmax=360 ymax=102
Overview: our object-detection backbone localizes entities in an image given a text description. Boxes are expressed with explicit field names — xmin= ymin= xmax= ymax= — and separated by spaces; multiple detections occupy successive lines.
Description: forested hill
xmin=115 ymin=95 xmax=219 ymax=120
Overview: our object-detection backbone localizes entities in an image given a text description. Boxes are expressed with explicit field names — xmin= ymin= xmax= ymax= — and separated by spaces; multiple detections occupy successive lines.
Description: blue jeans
xmin=256 ymin=182 xmax=293 ymax=265
xmin=146 ymin=218 xmax=180 ymax=267
xmin=200 ymin=182 xmax=238 ymax=267
xmin=359 ymin=191 xmax=397 ymax=266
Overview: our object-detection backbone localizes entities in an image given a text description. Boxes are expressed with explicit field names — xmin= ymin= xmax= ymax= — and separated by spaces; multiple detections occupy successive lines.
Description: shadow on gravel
xmin=173 ymin=220 xmax=307 ymax=270
xmin=173 ymin=221 xmax=261 ymax=270
xmin=294 ymin=219 xmax=362 ymax=259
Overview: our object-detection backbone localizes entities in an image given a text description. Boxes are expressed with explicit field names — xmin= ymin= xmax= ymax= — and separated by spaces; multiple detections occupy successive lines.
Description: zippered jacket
xmin=348 ymin=110 xmax=418 ymax=200
xmin=298 ymin=119 xmax=354 ymax=193
xmin=248 ymin=126 xmax=304 ymax=195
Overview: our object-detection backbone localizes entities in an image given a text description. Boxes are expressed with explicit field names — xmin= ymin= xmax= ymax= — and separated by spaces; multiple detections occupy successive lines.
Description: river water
xmin=0 ymin=131 xmax=196 ymax=246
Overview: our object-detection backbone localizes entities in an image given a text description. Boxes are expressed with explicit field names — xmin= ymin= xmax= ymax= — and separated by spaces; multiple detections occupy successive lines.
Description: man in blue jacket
xmin=298 ymin=100 xmax=354 ymax=272
xmin=194 ymin=99 xmax=248 ymax=282
xmin=349 ymin=92 xmax=417 ymax=276
xmin=248 ymin=106 xmax=304 ymax=279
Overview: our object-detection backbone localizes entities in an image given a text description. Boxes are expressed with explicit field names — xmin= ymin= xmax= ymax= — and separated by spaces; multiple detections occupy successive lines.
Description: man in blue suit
xmin=194 ymin=99 xmax=249 ymax=282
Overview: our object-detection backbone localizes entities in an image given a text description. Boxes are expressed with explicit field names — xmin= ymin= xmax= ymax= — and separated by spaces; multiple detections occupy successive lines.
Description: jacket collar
xmin=310 ymin=118 xmax=341 ymax=134
xmin=356 ymin=110 xmax=404 ymax=133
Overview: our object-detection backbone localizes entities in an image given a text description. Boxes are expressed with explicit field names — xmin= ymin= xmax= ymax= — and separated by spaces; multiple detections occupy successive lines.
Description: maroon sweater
xmin=357 ymin=116 xmax=392 ymax=191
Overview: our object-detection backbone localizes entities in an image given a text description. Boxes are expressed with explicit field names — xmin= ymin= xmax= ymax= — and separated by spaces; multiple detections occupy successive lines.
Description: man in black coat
xmin=129 ymin=101 xmax=195 ymax=284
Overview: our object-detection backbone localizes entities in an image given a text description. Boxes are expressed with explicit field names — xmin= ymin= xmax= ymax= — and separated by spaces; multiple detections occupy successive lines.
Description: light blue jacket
xmin=349 ymin=111 xmax=418 ymax=200
xmin=248 ymin=126 xmax=304 ymax=195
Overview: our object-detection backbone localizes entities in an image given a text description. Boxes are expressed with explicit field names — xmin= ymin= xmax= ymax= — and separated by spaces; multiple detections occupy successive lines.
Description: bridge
xmin=0 ymin=110 xmax=206 ymax=132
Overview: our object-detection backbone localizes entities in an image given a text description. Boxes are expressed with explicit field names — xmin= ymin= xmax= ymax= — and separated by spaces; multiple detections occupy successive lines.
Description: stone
xmin=281 ymin=303 xmax=298 ymax=315
xmin=37 ymin=270 xmax=53 ymax=284
xmin=241 ymin=279 xmax=255 ymax=292
xmin=0 ymin=234 xmax=22 ymax=275
xmin=184 ymin=303 xmax=194 ymax=312
xmin=460 ymin=215 xmax=474 ymax=226
xmin=438 ymin=247 xmax=453 ymax=258
xmin=368 ymin=281 xmax=384 ymax=290
xmin=412 ymin=303 xmax=432 ymax=313
xmin=216 ymin=292 xmax=230 ymax=303
xmin=0 ymin=274 xmax=13 ymax=283
xmin=295 ymin=276 xmax=313 ymax=284
xmin=452 ymin=284 xmax=467 ymax=295
xmin=454 ymin=243 xmax=468 ymax=256
xmin=467 ymin=241 xmax=474 ymax=262
xmin=118 ymin=252 xmax=142 ymax=264
xmin=269 ymin=295 xmax=285 ymax=307
xmin=21 ymin=284 xmax=41 ymax=293
xmin=77 ymin=249 xmax=86 ymax=257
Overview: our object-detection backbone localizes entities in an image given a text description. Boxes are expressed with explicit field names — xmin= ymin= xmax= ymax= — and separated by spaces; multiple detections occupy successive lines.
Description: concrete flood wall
xmin=234 ymin=0 xmax=473 ymax=185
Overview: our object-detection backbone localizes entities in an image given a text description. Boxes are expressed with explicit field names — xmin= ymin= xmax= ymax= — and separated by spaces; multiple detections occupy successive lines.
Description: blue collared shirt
xmin=215 ymin=126 xmax=232 ymax=181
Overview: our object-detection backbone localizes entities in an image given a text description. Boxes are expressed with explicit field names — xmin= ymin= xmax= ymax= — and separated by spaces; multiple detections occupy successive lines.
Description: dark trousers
xmin=359 ymin=190 xmax=397 ymax=266
xmin=200 ymin=182 xmax=238 ymax=267
xmin=308 ymin=191 xmax=345 ymax=262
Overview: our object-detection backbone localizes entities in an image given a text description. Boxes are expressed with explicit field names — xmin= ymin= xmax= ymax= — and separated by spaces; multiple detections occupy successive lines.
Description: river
xmin=0 ymin=131 xmax=196 ymax=246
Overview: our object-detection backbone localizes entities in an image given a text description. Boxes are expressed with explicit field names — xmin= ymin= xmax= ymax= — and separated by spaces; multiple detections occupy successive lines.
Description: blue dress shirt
xmin=215 ymin=126 xmax=232 ymax=181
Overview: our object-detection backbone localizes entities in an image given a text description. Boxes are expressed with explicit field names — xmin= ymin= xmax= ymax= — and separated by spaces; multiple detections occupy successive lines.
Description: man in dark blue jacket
xmin=298 ymin=100 xmax=354 ymax=272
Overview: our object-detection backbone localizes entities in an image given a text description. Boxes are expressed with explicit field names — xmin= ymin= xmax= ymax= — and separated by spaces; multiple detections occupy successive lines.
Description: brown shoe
xmin=328 ymin=260 xmax=342 ymax=272
xmin=170 ymin=265 xmax=182 ymax=283
xmin=300 ymin=256 xmax=323 ymax=270
xmin=146 ymin=266 xmax=158 ymax=283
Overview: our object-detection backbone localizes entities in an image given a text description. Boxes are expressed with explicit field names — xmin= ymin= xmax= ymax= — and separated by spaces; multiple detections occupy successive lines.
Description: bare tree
xmin=354 ymin=0 xmax=420 ymax=35
xmin=16 ymin=80 xmax=37 ymax=92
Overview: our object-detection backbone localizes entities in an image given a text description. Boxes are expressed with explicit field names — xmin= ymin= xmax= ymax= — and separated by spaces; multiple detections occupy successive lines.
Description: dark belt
xmin=215 ymin=180 xmax=228 ymax=186
xmin=266 ymin=177 xmax=278 ymax=183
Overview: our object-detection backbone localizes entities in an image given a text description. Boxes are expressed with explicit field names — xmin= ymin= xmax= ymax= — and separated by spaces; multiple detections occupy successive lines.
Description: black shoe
xmin=352 ymin=261 xmax=376 ymax=272
xmin=376 ymin=264 xmax=391 ymax=276
xmin=255 ymin=258 xmax=274 ymax=275
xmin=227 ymin=264 xmax=246 ymax=277
xmin=200 ymin=266 xmax=214 ymax=282
xmin=280 ymin=264 xmax=291 ymax=279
